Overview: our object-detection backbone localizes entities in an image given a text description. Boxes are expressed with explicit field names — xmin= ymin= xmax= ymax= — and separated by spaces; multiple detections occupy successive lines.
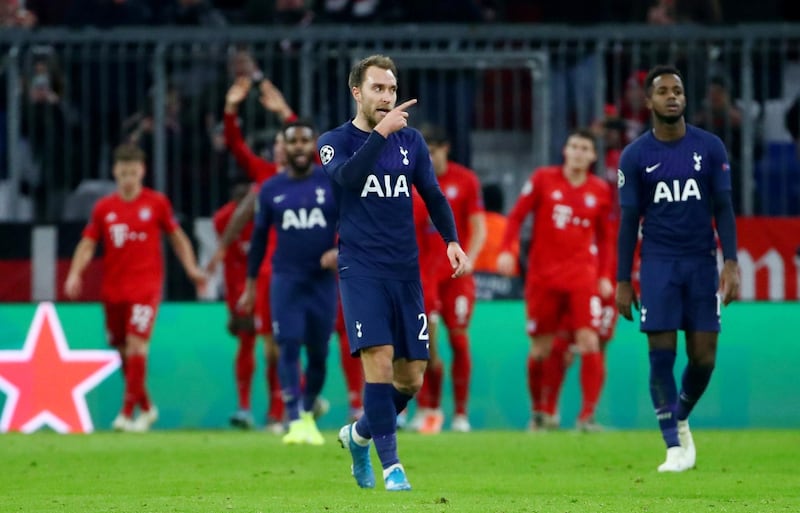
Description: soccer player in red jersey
xmin=497 ymin=129 xmax=614 ymax=431
xmin=65 ymin=143 xmax=206 ymax=432
xmin=412 ymin=126 xmax=485 ymax=434
xmin=537 ymin=118 xmax=625 ymax=432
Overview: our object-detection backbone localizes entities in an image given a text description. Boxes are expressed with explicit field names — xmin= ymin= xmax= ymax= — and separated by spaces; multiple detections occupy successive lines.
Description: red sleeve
xmin=500 ymin=171 xmax=538 ymax=252
xmin=83 ymin=201 xmax=103 ymax=241
xmin=212 ymin=204 xmax=229 ymax=235
xmin=465 ymin=171 xmax=484 ymax=216
xmin=159 ymin=194 xmax=180 ymax=234
xmin=594 ymin=182 xmax=614 ymax=281
xmin=224 ymin=112 xmax=278 ymax=183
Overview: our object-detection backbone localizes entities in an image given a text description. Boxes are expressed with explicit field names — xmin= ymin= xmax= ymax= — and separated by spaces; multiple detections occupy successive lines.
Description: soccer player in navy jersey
xmin=239 ymin=119 xmax=338 ymax=446
xmin=616 ymin=65 xmax=740 ymax=472
xmin=317 ymin=54 xmax=470 ymax=491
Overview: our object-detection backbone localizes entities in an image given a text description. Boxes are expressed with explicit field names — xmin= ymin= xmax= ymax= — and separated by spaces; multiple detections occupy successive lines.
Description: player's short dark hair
xmin=644 ymin=65 xmax=684 ymax=96
xmin=282 ymin=117 xmax=316 ymax=136
xmin=348 ymin=54 xmax=398 ymax=89
xmin=419 ymin=123 xmax=450 ymax=145
xmin=567 ymin=128 xmax=597 ymax=150
xmin=113 ymin=143 xmax=146 ymax=163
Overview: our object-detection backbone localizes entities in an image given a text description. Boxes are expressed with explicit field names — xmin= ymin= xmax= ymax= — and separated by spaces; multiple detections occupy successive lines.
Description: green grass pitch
xmin=3 ymin=430 xmax=798 ymax=513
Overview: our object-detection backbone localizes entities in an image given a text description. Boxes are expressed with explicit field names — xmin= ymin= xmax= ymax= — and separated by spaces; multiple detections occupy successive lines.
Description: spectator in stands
xmin=21 ymin=46 xmax=79 ymax=221
xmin=0 ymin=0 xmax=38 ymax=27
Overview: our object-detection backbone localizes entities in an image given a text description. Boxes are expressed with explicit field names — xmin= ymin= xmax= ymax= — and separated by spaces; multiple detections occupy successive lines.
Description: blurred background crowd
xmin=1 ymin=0 xmax=799 ymax=239
xmin=1 ymin=0 xmax=799 ymax=28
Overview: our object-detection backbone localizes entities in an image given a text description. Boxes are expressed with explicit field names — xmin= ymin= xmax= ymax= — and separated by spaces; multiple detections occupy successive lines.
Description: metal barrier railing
xmin=2 ymin=24 xmax=799 ymax=222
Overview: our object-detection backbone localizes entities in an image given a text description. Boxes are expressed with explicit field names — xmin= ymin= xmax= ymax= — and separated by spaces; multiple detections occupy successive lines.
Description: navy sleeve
xmin=617 ymin=206 xmax=639 ymax=282
xmin=713 ymin=191 xmax=738 ymax=262
xmin=247 ymin=224 xmax=268 ymax=279
xmin=617 ymin=144 xmax=640 ymax=209
xmin=413 ymin=135 xmax=459 ymax=244
xmin=319 ymin=130 xmax=387 ymax=189
xmin=247 ymin=186 xmax=271 ymax=278
xmin=708 ymin=133 xmax=733 ymax=194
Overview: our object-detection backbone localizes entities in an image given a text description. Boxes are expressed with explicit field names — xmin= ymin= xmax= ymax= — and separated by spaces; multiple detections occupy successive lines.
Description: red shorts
xmin=421 ymin=274 xmax=440 ymax=317
xmin=524 ymin=281 xmax=599 ymax=336
xmin=103 ymin=294 xmax=160 ymax=347
xmin=436 ymin=274 xmax=475 ymax=331
xmin=254 ymin=271 xmax=272 ymax=336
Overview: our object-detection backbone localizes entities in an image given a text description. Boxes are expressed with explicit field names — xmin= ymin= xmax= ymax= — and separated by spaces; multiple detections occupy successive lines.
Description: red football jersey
xmin=502 ymin=166 xmax=613 ymax=289
xmin=83 ymin=188 xmax=180 ymax=302
xmin=431 ymin=161 xmax=484 ymax=278
xmin=212 ymin=200 xmax=252 ymax=297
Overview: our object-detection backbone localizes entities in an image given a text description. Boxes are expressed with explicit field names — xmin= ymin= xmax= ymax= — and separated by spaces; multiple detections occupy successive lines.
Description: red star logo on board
xmin=0 ymin=302 xmax=120 ymax=433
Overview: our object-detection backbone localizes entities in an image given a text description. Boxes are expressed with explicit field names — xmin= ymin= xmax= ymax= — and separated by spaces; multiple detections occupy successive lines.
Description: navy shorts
xmin=639 ymin=256 xmax=720 ymax=333
xmin=270 ymin=272 xmax=337 ymax=347
xmin=338 ymin=276 xmax=430 ymax=360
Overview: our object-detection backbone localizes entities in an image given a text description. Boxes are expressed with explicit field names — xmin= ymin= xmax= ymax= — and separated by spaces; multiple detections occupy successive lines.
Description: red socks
xmin=450 ymin=333 xmax=471 ymax=415
xmin=266 ymin=356 xmax=284 ymax=422
xmin=540 ymin=337 xmax=569 ymax=416
xmin=235 ymin=332 xmax=256 ymax=411
xmin=122 ymin=353 xmax=147 ymax=417
xmin=579 ymin=351 xmax=605 ymax=421
xmin=526 ymin=354 xmax=543 ymax=413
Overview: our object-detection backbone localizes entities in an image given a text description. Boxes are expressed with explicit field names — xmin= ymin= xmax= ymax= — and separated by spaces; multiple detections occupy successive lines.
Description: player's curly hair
xmin=644 ymin=65 xmax=684 ymax=96
xmin=348 ymin=54 xmax=398 ymax=89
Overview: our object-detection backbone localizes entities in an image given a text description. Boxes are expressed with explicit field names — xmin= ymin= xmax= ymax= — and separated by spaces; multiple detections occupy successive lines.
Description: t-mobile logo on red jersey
xmin=552 ymin=204 xmax=573 ymax=229
xmin=109 ymin=224 xmax=129 ymax=248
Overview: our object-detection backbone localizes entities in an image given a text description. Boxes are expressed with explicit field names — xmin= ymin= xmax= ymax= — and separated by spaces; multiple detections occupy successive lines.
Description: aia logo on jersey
xmin=281 ymin=207 xmax=328 ymax=230
xmin=360 ymin=174 xmax=410 ymax=198
xmin=139 ymin=207 xmax=151 ymax=221
xmin=653 ymin=178 xmax=702 ymax=203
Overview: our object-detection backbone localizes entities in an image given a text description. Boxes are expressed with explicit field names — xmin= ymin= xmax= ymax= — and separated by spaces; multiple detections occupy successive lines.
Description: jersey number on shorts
xmin=131 ymin=304 xmax=154 ymax=333
xmin=417 ymin=313 xmax=429 ymax=341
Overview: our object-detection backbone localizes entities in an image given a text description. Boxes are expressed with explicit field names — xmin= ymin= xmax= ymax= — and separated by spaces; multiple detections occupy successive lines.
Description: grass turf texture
xmin=3 ymin=430 xmax=798 ymax=513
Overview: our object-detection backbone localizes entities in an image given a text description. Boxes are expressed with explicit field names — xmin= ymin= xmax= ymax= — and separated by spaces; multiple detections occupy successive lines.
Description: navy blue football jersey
xmin=254 ymin=166 xmax=338 ymax=275
xmin=618 ymin=124 xmax=731 ymax=258
xmin=318 ymin=122 xmax=453 ymax=280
